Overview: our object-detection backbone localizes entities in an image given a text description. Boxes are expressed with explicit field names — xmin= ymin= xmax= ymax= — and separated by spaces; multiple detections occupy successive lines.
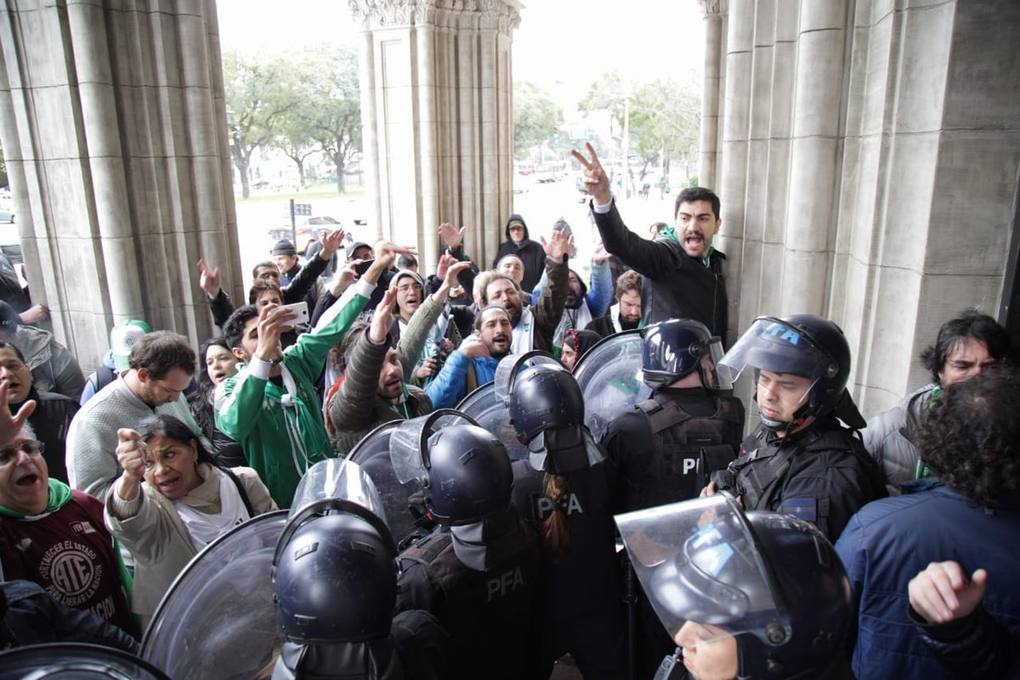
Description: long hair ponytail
xmin=541 ymin=472 xmax=571 ymax=561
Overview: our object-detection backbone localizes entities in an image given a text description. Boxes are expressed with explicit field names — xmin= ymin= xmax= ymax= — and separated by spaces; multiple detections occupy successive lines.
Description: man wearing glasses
xmin=67 ymin=331 xmax=207 ymax=506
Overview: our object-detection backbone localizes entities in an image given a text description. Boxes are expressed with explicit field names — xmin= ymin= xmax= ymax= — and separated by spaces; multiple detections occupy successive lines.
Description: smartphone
xmin=278 ymin=301 xmax=309 ymax=327
xmin=354 ymin=259 xmax=374 ymax=277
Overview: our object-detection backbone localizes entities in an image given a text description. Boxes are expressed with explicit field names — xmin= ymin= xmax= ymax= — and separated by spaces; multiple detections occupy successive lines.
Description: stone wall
xmin=0 ymin=0 xmax=240 ymax=370
xmin=704 ymin=0 xmax=1020 ymax=416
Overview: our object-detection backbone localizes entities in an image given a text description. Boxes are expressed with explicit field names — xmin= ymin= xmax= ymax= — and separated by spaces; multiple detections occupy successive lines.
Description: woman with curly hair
xmin=835 ymin=366 xmax=1020 ymax=680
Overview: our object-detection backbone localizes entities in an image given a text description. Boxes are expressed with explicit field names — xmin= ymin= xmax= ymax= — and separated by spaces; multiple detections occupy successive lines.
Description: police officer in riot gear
xmin=504 ymin=353 xmax=625 ymax=680
xmin=272 ymin=498 xmax=449 ymax=680
xmin=616 ymin=494 xmax=855 ymax=680
xmin=392 ymin=413 xmax=540 ymax=680
xmin=601 ymin=319 xmax=745 ymax=679
xmin=709 ymin=315 xmax=885 ymax=542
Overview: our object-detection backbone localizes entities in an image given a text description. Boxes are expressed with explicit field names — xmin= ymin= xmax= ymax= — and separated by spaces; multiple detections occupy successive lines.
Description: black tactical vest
xmin=632 ymin=394 xmax=745 ymax=508
xmin=397 ymin=528 xmax=539 ymax=680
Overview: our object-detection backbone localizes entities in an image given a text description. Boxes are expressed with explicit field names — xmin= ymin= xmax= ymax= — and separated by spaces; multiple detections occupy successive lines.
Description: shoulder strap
xmin=219 ymin=467 xmax=255 ymax=518
xmin=637 ymin=398 xmax=694 ymax=435
xmin=95 ymin=364 xmax=116 ymax=392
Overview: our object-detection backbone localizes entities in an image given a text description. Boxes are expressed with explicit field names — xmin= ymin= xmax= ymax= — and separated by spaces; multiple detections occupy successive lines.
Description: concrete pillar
xmin=0 ymin=0 xmax=240 ymax=370
xmin=715 ymin=0 xmax=754 ymax=346
xmin=699 ymin=0 xmax=724 ymax=189
xmin=349 ymin=0 xmax=521 ymax=274
xmin=778 ymin=0 xmax=848 ymax=314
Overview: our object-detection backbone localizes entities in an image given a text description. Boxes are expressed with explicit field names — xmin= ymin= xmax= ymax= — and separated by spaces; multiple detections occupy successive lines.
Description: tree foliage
xmin=513 ymin=81 xmax=562 ymax=154
xmin=303 ymin=47 xmax=361 ymax=194
xmin=222 ymin=50 xmax=299 ymax=198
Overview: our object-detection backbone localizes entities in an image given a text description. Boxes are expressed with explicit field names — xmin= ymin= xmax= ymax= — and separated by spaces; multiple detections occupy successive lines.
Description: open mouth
xmin=157 ymin=476 xmax=180 ymax=492
xmin=15 ymin=472 xmax=39 ymax=487
xmin=684 ymin=232 xmax=704 ymax=248
xmin=210 ymin=371 xmax=226 ymax=383
xmin=493 ymin=335 xmax=508 ymax=345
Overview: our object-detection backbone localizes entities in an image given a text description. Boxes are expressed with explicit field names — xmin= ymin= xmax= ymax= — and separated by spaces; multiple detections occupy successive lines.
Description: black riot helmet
xmin=506 ymin=357 xmax=584 ymax=445
xmin=272 ymin=499 xmax=397 ymax=644
xmin=717 ymin=314 xmax=864 ymax=431
xmin=424 ymin=420 xmax=514 ymax=525
xmin=617 ymin=495 xmax=852 ymax=679
xmin=642 ymin=318 xmax=728 ymax=389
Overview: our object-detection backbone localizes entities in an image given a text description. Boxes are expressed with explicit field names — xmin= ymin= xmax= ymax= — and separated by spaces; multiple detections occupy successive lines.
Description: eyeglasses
xmin=0 ymin=439 xmax=45 ymax=464
xmin=397 ymin=283 xmax=423 ymax=294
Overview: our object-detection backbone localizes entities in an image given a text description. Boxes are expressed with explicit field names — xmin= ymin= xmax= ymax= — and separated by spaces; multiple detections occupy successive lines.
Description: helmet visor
xmin=289 ymin=459 xmax=388 ymax=526
xmin=717 ymin=318 xmax=837 ymax=389
xmin=615 ymin=495 xmax=789 ymax=646
xmin=494 ymin=351 xmax=564 ymax=406
xmin=703 ymin=335 xmax=730 ymax=390
xmin=388 ymin=410 xmax=477 ymax=485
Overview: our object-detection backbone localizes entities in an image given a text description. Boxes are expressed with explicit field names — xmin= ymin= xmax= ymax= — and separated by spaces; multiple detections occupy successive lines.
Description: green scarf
xmin=914 ymin=386 xmax=943 ymax=480
xmin=0 ymin=478 xmax=72 ymax=518
xmin=658 ymin=226 xmax=714 ymax=267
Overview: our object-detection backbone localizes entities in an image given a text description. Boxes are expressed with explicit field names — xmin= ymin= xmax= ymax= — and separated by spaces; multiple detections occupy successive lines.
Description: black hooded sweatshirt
xmin=492 ymin=214 xmax=547 ymax=294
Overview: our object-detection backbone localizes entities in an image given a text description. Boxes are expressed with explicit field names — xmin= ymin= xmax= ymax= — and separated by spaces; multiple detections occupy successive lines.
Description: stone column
xmin=698 ymin=0 xmax=724 ymax=189
xmin=778 ymin=0 xmax=848 ymax=315
xmin=714 ymin=0 xmax=754 ymax=346
xmin=0 ymin=0 xmax=240 ymax=370
xmin=349 ymin=0 xmax=521 ymax=273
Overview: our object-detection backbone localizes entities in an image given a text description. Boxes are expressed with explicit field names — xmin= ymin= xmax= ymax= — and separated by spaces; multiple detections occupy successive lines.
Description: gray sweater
xmin=66 ymin=376 xmax=208 ymax=502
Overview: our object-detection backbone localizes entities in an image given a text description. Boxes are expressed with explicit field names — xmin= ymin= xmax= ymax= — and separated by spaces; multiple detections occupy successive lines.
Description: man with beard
xmin=425 ymin=306 xmax=513 ymax=409
xmin=573 ymin=143 xmax=728 ymax=337
xmin=327 ymin=261 xmax=470 ymax=456
xmin=586 ymin=270 xmax=644 ymax=337
xmin=473 ymin=228 xmax=571 ymax=356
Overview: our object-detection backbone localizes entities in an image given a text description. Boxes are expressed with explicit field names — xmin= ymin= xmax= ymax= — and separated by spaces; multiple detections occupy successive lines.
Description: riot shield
xmin=141 ymin=510 xmax=289 ymax=680
xmin=457 ymin=382 xmax=528 ymax=461
xmin=347 ymin=420 xmax=420 ymax=545
xmin=572 ymin=329 xmax=651 ymax=440
xmin=0 ymin=643 xmax=171 ymax=680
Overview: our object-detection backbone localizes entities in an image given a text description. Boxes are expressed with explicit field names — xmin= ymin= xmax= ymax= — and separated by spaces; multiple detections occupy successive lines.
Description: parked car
xmin=0 ymin=207 xmax=13 ymax=224
xmin=267 ymin=215 xmax=341 ymax=254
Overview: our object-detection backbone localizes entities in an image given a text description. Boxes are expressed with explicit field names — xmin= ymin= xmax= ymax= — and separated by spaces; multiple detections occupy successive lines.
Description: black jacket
xmin=15 ymin=389 xmax=78 ymax=484
xmin=592 ymin=201 xmax=728 ymax=339
xmin=492 ymin=215 xmax=547 ymax=293
xmin=0 ymin=579 xmax=138 ymax=652
xmin=716 ymin=419 xmax=887 ymax=542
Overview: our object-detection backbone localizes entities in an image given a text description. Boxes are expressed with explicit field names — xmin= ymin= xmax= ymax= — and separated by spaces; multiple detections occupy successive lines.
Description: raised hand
xmin=331 ymin=260 xmax=360 ymax=295
xmin=116 ymin=429 xmax=147 ymax=482
xmin=369 ymin=288 xmax=397 ymax=343
xmin=908 ymin=561 xmax=988 ymax=625
xmin=196 ymin=258 xmax=222 ymax=299
xmin=414 ymin=357 xmax=438 ymax=381
xmin=254 ymin=304 xmax=296 ymax=363
xmin=570 ymin=142 xmax=612 ymax=205
xmin=0 ymin=381 xmax=34 ymax=446
xmin=593 ymin=240 xmax=609 ymax=265
xmin=320 ymin=228 xmax=347 ymax=258
xmin=368 ymin=241 xmax=417 ymax=282
xmin=438 ymin=222 xmax=466 ymax=249
xmin=460 ymin=335 xmax=490 ymax=359
xmin=436 ymin=252 xmax=456 ymax=282
xmin=541 ymin=229 xmax=572 ymax=262
xmin=443 ymin=260 xmax=472 ymax=289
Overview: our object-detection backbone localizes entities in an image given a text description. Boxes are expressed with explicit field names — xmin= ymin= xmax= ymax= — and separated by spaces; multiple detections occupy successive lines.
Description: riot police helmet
xmin=617 ymin=495 xmax=851 ymax=679
xmin=642 ymin=318 xmax=728 ymax=389
xmin=717 ymin=314 xmax=863 ymax=430
xmin=507 ymin=358 xmax=584 ymax=445
xmin=423 ymin=419 xmax=514 ymax=525
xmin=272 ymin=499 xmax=397 ymax=644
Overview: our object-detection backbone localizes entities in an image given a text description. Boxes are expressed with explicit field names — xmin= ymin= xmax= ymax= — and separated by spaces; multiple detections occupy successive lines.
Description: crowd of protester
xmin=0 ymin=141 xmax=1016 ymax=679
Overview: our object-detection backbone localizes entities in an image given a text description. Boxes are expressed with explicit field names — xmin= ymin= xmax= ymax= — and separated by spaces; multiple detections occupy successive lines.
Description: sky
xmin=216 ymin=0 xmax=706 ymax=113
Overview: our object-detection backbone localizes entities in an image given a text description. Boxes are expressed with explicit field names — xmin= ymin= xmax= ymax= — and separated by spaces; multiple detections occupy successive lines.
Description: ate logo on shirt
xmin=38 ymin=540 xmax=102 ymax=608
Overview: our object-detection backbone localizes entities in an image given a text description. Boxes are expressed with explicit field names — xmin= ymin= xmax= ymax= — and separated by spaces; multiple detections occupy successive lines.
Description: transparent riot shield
xmin=347 ymin=420 xmax=419 ymax=545
xmin=572 ymin=329 xmax=651 ymax=440
xmin=140 ymin=510 xmax=289 ymax=680
xmin=457 ymin=383 xmax=528 ymax=461
xmin=0 ymin=643 xmax=171 ymax=680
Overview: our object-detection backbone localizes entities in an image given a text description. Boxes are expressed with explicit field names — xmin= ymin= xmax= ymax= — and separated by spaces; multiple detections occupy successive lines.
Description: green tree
xmin=628 ymin=79 xmax=700 ymax=177
xmin=513 ymin=81 xmax=563 ymax=155
xmin=222 ymin=50 xmax=297 ymax=199
xmin=304 ymin=47 xmax=361 ymax=194
xmin=271 ymin=92 xmax=319 ymax=190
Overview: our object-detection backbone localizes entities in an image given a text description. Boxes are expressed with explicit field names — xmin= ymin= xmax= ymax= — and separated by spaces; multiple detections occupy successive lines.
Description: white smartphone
xmin=279 ymin=301 xmax=309 ymax=328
